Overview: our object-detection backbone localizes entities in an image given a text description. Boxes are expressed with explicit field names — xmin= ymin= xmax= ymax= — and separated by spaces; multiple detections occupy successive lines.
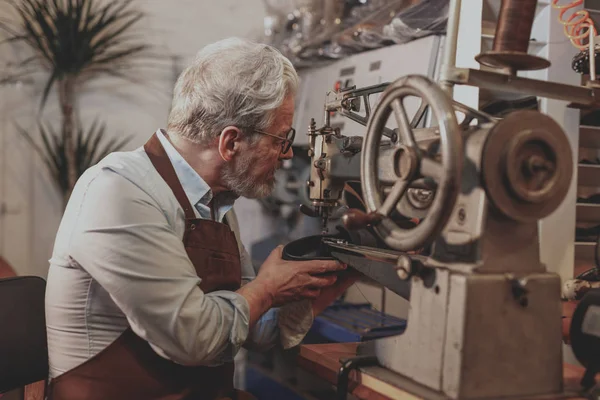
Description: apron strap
xmin=144 ymin=132 xmax=196 ymax=220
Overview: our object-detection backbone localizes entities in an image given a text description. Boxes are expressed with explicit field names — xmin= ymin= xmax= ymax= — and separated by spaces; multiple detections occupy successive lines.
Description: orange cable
xmin=552 ymin=0 xmax=597 ymax=50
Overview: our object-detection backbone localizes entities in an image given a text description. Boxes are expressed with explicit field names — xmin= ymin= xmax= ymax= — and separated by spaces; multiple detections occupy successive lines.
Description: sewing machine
xmin=299 ymin=0 xmax=600 ymax=398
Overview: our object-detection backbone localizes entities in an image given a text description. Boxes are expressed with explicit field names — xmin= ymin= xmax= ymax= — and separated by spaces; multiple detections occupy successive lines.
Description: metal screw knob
xmin=396 ymin=255 xmax=412 ymax=280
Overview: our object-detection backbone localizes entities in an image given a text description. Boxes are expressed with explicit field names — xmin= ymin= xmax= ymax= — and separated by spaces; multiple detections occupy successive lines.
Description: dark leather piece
xmin=578 ymin=193 xmax=600 ymax=204
xmin=569 ymin=289 xmax=600 ymax=390
xmin=578 ymin=267 xmax=600 ymax=281
xmin=580 ymin=158 xmax=600 ymax=166
xmin=582 ymin=109 xmax=600 ymax=127
xmin=281 ymin=226 xmax=381 ymax=261
xmin=575 ymin=225 xmax=600 ymax=242
xmin=282 ymin=232 xmax=351 ymax=261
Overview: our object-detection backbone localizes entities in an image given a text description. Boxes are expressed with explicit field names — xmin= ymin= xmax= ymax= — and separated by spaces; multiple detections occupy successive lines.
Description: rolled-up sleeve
xmin=68 ymin=169 xmax=250 ymax=366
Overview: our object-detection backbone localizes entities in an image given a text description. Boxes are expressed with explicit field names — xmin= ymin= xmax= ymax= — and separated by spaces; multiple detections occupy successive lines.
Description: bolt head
xmin=395 ymin=255 xmax=412 ymax=280
xmin=457 ymin=208 xmax=466 ymax=224
xmin=397 ymin=268 xmax=409 ymax=280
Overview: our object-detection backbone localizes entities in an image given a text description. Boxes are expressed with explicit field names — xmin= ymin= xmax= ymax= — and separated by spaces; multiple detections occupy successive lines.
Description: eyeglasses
xmin=253 ymin=127 xmax=296 ymax=155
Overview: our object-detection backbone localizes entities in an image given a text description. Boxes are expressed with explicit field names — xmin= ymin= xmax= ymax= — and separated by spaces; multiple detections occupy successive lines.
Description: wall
xmin=0 ymin=0 xmax=268 ymax=278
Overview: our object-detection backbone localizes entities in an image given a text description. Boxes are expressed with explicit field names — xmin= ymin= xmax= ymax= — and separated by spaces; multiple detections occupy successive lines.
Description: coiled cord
xmin=553 ymin=0 xmax=597 ymax=50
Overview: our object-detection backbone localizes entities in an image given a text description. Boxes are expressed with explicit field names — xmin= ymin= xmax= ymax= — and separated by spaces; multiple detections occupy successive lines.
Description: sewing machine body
xmin=307 ymin=98 xmax=571 ymax=399
xmin=374 ymin=123 xmax=564 ymax=399
xmin=300 ymin=0 xmax=594 ymax=398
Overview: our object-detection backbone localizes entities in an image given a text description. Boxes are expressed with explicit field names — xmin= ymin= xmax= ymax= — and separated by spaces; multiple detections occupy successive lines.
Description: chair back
xmin=0 ymin=276 xmax=48 ymax=394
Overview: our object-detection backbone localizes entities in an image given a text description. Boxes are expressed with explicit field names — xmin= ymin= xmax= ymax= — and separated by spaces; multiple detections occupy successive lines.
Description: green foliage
xmin=16 ymin=119 xmax=132 ymax=194
xmin=1 ymin=0 xmax=149 ymax=107
xmin=0 ymin=0 xmax=150 ymax=200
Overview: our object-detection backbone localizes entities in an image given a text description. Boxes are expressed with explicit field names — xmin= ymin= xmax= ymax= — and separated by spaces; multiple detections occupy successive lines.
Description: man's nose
xmin=280 ymin=146 xmax=294 ymax=160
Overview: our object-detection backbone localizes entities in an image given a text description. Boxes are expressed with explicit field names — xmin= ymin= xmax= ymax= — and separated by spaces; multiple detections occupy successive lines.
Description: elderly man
xmin=45 ymin=38 xmax=357 ymax=400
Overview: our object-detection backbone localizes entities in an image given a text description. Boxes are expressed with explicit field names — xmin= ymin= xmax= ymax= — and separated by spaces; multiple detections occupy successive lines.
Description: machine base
xmin=357 ymin=341 xmax=577 ymax=400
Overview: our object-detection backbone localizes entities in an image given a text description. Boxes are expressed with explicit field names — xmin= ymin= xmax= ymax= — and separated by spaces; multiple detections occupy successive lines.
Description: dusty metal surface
xmin=482 ymin=110 xmax=573 ymax=222
xmin=442 ymin=67 xmax=600 ymax=108
xmin=361 ymin=75 xmax=462 ymax=252
xmin=298 ymin=0 xmax=587 ymax=396
xmin=329 ymin=250 xmax=412 ymax=299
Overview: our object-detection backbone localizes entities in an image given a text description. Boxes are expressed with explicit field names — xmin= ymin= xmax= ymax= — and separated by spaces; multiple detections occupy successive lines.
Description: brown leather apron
xmin=48 ymin=133 xmax=254 ymax=400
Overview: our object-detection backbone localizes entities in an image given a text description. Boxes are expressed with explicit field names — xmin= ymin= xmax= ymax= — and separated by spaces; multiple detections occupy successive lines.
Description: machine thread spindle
xmin=493 ymin=0 xmax=537 ymax=54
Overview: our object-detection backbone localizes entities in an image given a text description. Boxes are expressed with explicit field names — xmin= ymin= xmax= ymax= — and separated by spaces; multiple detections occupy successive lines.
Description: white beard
xmin=221 ymin=150 xmax=277 ymax=199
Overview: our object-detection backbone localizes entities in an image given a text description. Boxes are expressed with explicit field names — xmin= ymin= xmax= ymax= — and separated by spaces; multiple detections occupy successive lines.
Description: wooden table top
xmin=297 ymin=343 xmax=592 ymax=400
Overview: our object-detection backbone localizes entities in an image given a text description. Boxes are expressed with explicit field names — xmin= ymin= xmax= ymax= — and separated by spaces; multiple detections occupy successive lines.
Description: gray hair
xmin=167 ymin=37 xmax=299 ymax=145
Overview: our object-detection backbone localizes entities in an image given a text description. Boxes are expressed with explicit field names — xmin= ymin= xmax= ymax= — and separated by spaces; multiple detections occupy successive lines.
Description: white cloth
xmin=45 ymin=129 xmax=313 ymax=379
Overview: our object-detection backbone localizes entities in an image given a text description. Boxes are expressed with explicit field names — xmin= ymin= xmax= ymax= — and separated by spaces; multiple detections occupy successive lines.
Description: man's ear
xmin=218 ymin=126 xmax=242 ymax=161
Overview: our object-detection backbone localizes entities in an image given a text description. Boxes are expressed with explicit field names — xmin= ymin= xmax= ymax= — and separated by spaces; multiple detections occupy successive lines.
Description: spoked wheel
xmin=361 ymin=75 xmax=463 ymax=251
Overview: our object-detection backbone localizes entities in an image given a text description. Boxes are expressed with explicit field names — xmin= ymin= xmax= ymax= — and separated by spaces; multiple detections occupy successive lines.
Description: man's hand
xmin=237 ymin=246 xmax=346 ymax=326
xmin=255 ymin=246 xmax=346 ymax=305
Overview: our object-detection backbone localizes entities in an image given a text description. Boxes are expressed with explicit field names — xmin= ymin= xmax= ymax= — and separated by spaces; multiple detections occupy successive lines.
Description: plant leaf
xmin=40 ymin=70 xmax=58 ymax=109
xmin=0 ymin=0 xmax=154 ymax=110
xmin=14 ymin=123 xmax=56 ymax=178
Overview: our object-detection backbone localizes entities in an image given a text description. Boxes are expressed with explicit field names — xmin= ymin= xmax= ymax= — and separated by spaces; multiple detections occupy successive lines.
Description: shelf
xmin=580 ymin=125 xmax=600 ymax=148
xmin=577 ymin=163 xmax=600 ymax=186
xmin=587 ymin=8 xmax=600 ymax=16
xmin=481 ymin=34 xmax=546 ymax=48
xmin=576 ymin=203 xmax=600 ymax=222
xmin=577 ymin=3 xmax=600 ymax=260
xmin=575 ymin=241 xmax=596 ymax=260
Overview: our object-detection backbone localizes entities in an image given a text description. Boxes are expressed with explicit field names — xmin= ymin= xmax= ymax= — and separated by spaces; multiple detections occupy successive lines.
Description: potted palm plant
xmin=0 ymin=0 xmax=151 ymax=206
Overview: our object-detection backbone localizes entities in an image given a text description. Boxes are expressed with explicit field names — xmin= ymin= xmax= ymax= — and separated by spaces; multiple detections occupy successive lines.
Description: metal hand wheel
xmin=361 ymin=75 xmax=463 ymax=251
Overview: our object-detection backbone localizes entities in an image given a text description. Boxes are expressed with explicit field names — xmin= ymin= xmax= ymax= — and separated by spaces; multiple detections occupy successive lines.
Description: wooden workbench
xmin=297 ymin=343 xmax=592 ymax=400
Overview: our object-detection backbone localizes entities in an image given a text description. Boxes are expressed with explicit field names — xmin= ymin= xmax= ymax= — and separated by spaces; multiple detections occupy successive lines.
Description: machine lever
xmin=329 ymin=250 xmax=412 ymax=299
xmin=337 ymin=356 xmax=379 ymax=400
xmin=342 ymin=209 xmax=382 ymax=230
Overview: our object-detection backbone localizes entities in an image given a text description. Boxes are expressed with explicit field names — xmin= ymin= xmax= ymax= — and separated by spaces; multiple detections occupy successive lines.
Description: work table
xmin=297 ymin=343 xmax=593 ymax=400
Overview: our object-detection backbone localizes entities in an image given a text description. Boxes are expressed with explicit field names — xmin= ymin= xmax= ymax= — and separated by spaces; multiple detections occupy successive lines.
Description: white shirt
xmin=45 ymin=130 xmax=313 ymax=379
